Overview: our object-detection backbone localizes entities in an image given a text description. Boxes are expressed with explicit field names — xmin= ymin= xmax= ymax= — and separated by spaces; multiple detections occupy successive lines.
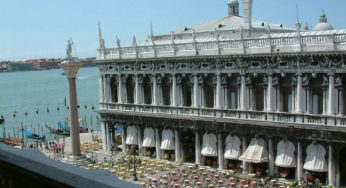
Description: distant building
xmin=80 ymin=57 xmax=96 ymax=67
xmin=26 ymin=59 xmax=60 ymax=70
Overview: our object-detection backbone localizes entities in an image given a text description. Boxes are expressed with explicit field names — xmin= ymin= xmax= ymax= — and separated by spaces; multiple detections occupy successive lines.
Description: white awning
xmin=125 ymin=126 xmax=138 ymax=145
xmin=201 ymin=133 xmax=217 ymax=157
xmin=303 ymin=143 xmax=327 ymax=172
xmin=239 ymin=138 xmax=268 ymax=163
xmin=224 ymin=135 xmax=241 ymax=160
xmin=142 ymin=128 xmax=156 ymax=148
xmin=160 ymin=129 xmax=175 ymax=150
xmin=275 ymin=140 xmax=296 ymax=168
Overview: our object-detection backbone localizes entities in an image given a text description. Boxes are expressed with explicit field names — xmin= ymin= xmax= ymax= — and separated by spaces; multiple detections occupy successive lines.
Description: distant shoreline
xmin=0 ymin=65 xmax=97 ymax=74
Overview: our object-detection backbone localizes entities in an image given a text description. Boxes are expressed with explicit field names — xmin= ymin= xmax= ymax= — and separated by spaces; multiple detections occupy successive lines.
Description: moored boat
xmin=23 ymin=130 xmax=45 ymax=140
xmin=45 ymin=124 xmax=70 ymax=136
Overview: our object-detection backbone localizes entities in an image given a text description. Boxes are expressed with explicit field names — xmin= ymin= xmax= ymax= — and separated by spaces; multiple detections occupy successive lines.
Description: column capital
xmin=328 ymin=72 xmax=335 ymax=76
xmin=266 ymin=72 xmax=273 ymax=77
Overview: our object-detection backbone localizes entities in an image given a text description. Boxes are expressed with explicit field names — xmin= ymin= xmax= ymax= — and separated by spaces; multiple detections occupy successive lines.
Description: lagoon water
xmin=0 ymin=67 xmax=99 ymax=142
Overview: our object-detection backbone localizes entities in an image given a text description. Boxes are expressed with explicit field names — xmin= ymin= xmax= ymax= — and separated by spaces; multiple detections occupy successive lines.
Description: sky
xmin=0 ymin=0 xmax=346 ymax=61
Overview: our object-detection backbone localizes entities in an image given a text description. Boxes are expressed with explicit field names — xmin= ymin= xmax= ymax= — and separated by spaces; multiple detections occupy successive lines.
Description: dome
xmin=314 ymin=11 xmax=334 ymax=31
xmin=314 ymin=23 xmax=333 ymax=31
xmin=228 ymin=0 xmax=239 ymax=5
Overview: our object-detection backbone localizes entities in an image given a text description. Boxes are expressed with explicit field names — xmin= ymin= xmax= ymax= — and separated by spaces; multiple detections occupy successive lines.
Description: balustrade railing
xmin=101 ymin=103 xmax=346 ymax=128
xmin=277 ymin=113 xmax=294 ymax=122
xmin=98 ymin=31 xmax=346 ymax=60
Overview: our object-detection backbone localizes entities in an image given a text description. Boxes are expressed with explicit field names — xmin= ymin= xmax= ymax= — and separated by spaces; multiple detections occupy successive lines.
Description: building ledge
xmin=98 ymin=103 xmax=346 ymax=133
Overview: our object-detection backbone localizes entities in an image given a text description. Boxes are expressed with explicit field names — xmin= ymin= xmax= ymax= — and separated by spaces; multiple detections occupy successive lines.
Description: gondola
xmin=45 ymin=124 xmax=70 ymax=136
xmin=23 ymin=130 xmax=45 ymax=140
xmin=0 ymin=118 xmax=4 ymax=124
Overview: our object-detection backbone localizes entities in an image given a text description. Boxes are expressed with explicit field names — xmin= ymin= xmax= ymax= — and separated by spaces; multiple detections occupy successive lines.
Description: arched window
xmin=252 ymin=76 xmax=265 ymax=111
xmin=203 ymin=75 xmax=214 ymax=108
xmin=143 ymin=76 xmax=152 ymax=105
xmin=110 ymin=76 xmax=118 ymax=103
xmin=126 ymin=76 xmax=135 ymax=104
xmin=227 ymin=76 xmax=238 ymax=109
xmin=162 ymin=76 xmax=171 ymax=106
xmin=182 ymin=76 xmax=193 ymax=107
xmin=280 ymin=75 xmax=293 ymax=113
xmin=310 ymin=75 xmax=325 ymax=114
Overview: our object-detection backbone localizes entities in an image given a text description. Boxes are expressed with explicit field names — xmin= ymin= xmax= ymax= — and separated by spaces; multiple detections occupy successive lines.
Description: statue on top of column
xmin=66 ymin=40 xmax=73 ymax=58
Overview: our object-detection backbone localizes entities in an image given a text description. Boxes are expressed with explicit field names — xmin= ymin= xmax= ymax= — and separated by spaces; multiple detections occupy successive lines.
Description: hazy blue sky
xmin=1 ymin=0 xmax=345 ymax=61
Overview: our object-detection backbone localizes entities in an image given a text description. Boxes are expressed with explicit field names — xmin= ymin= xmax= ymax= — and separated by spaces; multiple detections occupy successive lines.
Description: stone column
xmin=336 ymin=154 xmax=341 ymax=187
xmin=172 ymin=74 xmax=177 ymax=106
xmin=106 ymin=122 xmax=111 ymax=151
xmin=155 ymin=128 xmax=161 ymax=160
xmin=215 ymin=73 xmax=222 ymax=108
xmin=240 ymin=74 xmax=247 ymax=110
xmin=118 ymin=75 xmax=123 ymax=103
xmin=121 ymin=124 xmax=126 ymax=153
xmin=328 ymin=144 xmax=335 ymax=186
xmin=296 ymin=141 xmax=303 ymax=181
xmin=135 ymin=74 xmax=140 ymax=104
xmin=338 ymin=88 xmax=344 ymax=115
xmin=328 ymin=73 xmax=335 ymax=115
xmin=60 ymin=62 xmax=82 ymax=156
xmin=268 ymin=138 xmax=275 ymax=176
xmin=101 ymin=121 xmax=107 ymax=150
xmin=306 ymin=88 xmax=312 ymax=114
xmin=98 ymin=73 xmax=104 ymax=103
xmin=137 ymin=126 xmax=142 ymax=155
xmin=218 ymin=133 xmax=224 ymax=170
xmin=152 ymin=75 xmax=158 ymax=105
xmin=242 ymin=136 xmax=248 ymax=174
xmin=109 ymin=125 xmax=114 ymax=149
xmin=175 ymin=130 xmax=180 ymax=162
xmin=296 ymin=73 xmax=303 ymax=113
xmin=195 ymin=131 xmax=201 ymax=164
xmin=267 ymin=74 xmax=274 ymax=112
xmin=193 ymin=74 xmax=199 ymax=108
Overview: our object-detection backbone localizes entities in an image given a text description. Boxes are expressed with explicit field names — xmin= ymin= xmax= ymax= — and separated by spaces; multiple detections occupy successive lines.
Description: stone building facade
xmin=96 ymin=0 xmax=346 ymax=186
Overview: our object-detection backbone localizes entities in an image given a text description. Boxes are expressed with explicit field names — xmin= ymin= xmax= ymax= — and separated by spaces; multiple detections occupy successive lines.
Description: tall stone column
xmin=328 ymin=73 xmax=335 ymax=115
xmin=267 ymin=74 xmax=274 ymax=112
xmin=218 ymin=133 xmax=224 ymax=170
xmin=242 ymin=136 xmax=248 ymax=174
xmin=175 ymin=130 xmax=180 ymax=162
xmin=98 ymin=73 xmax=104 ymax=103
xmin=328 ymin=144 xmax=335 ymax=186
xmin=172 ymin=74 xmax=177 ymax=106
xmin=102 ymin=74 xmax=107 ymax=102
xmin=106 ymin=122 xmax=111 ymax=151
xmin=101 ymin=121 xmax=107 ymax=150
xmin=118 ymin=75 xmax=123 ymax=103
xmin=137 ymin=126 xmax=142 ymax=155
xmin=215 ymin=73 xmax=222 ymax=108
xmin=193 ymin=74 xmax=199 ymax=108
xmin=306 ymin=88 xmax=312 ymax=114
xmin=296 ymin=73 xmax=303 ymax=113
xmin=152 ymin=75 xmax=158 ymax=105
xmin=336 ymin=154 xmax=341 ymax=187
xmin=338 ymin=88 xmax=344 ymax=115
xmin=240 ymin=74 xmax=247 ymax=110
xmin=121 ymin=124 xmax=126 ymax=153
xmin=60 ymin=53 xmax=82 ymax=156
xmin=134 ymin=74 xmax=140 ymax=104
xmin=155 ymin=128 xmax=161 ymax=160
xmin=195 ymin=131 xmax=201 ymax=164
xmin=268 ymin=138 xmax=275 ymax=176
xmin=296 ymin=141 xmax=303 ymax=181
